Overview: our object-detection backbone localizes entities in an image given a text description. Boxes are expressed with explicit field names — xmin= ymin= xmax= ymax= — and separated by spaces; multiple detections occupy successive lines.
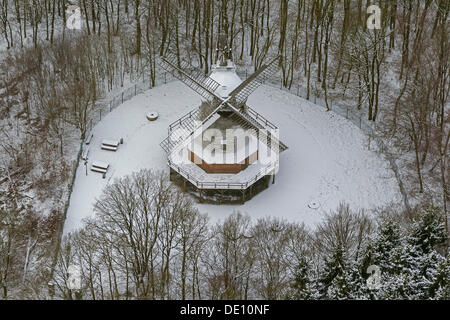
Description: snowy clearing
xmin=64 ymin=81 xmax=402 ymax=234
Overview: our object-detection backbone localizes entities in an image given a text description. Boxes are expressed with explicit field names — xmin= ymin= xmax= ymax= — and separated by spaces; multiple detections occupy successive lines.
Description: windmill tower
xmin=159 ymin=37 xmax=288 ymax=203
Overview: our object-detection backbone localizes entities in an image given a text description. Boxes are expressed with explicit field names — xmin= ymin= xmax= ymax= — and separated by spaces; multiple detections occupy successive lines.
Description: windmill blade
xmin=228 ymin=56 xmax=281 ymax=105
xmin=226 ymin=103 xmax=288 ymax=153
xmin=160 ymin=51 xmax=221 ymax=102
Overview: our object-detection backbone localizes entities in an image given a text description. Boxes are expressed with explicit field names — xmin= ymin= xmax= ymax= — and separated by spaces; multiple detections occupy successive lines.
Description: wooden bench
xmin=101 ymin=145 xmax=118 ymax=151
xmin=91 ymin=166 xmax=107 ymax=174
xmin=102 ymin=139 xmax=119 ymax=147
xmin=85 ymin=134 xmax=93 ymax=145
xmin=82 ymin=147 xmax=89 ymax=160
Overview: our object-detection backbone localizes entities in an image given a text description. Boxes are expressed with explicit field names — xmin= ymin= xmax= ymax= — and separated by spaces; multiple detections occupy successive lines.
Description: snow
xmin=63 ymin=81 xmax=402 ymax=234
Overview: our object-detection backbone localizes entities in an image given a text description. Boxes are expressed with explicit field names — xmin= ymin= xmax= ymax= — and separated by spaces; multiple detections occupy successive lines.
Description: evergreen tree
xmin=368 ymin=206 xmax=449 ymax=299
xmin=404 ymin=206 xmax=448 ymax=299
xmin=318 ymin=244 xmax=358 ymax=299
xmin=432 ymin=258 xmax=450 ymax=299
xmin=291 ymin=256 xmax=318 ymax=299
xmin=371 ymin=218 xmax=403 ymax=274
xmin=408 ymin=206 xmax=447 ymax=254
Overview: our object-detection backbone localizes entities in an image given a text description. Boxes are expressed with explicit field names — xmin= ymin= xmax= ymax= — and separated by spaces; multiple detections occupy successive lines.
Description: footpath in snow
xmin=64 ymin=81 xmax=402 ymax=234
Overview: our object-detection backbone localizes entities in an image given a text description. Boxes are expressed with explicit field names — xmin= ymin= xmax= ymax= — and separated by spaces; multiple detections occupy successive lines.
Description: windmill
xmin=159 ymin=36 xmax=288 ymax=203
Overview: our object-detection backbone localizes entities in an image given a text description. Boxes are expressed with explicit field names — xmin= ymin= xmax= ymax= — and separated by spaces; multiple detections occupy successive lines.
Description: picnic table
xmin=91 ymin=161 xmax=109 ymax=174
xmin=101 ymin=139 xmax=120 ymax=151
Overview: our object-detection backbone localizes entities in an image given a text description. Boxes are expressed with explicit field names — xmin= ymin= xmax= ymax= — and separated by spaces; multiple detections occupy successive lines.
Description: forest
xmin=49 ymin=170 xmax=448 ymax=300
xmin=0 ymin=0 xmax=448 ymax=299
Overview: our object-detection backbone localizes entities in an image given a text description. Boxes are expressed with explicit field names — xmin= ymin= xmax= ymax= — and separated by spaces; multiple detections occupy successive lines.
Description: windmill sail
xmin=160 ymin=53 xmax=288 ymax=155
xmin=228 ymin=56 xmax=281 ymax=105
xmin=160 ymin=51 xmax=221 ymax=102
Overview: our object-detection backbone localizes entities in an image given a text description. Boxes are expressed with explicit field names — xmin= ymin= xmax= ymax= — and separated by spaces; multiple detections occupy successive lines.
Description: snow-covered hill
xmin=64 ymin=81 xmax=402 ymax=234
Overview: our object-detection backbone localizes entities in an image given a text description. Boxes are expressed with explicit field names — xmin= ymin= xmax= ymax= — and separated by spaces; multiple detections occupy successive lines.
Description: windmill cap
xmin=209 ymin=63 xmax=242 ymax=98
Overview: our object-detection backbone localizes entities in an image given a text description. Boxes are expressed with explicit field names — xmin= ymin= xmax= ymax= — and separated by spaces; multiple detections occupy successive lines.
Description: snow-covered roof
xmin=209 ymin=60 xmax=242 ymax=98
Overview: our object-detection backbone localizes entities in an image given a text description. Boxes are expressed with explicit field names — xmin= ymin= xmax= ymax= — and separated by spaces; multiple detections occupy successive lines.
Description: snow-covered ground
xmin=64 ymin=81 xmax=402 ymax=234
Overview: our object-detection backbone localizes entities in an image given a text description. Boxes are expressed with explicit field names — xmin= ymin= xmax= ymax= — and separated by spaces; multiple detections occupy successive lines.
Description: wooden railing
xmin=246 ymin=106 xmax=278 ymax=130
xmin=168 ymin=159 xmax=279 ymax=190
xmin=168 ymin=108 xmax=199 ymax=131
